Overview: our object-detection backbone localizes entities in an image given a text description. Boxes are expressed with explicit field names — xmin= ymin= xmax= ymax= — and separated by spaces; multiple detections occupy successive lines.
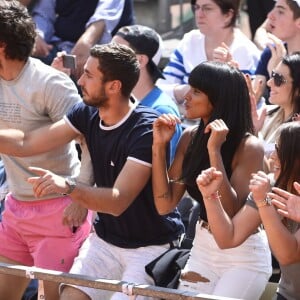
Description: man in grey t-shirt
xmin=0 ymin=2 xmax=91 ymax=299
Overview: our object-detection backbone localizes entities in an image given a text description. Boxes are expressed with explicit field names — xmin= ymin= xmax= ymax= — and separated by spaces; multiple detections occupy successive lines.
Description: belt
xmin=199 ymin=219 xmax=211 ymax=233
xmin=199 ymin=219 xmax=261 ymax=235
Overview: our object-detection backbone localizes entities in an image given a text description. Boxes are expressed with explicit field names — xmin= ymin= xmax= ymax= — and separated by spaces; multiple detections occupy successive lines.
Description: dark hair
xmin=90 ymin=43 xmax=140 ymax=98
xmin=0 ymin=0 xmax=36 ymax=60
xmin=286 ymin=0 xmax=300 ymax=19
xmin=275 ymin=121 xmax=300 ymax=194
xmin=282 ymin=52 xmax=300 ymax=115
xmin=191 ymin=0 xmax=240 ymax=27
xmin=182 ymin=61 xmax=253 ymax=189
xmin=269 ymin=52 xmax=300 ymax=119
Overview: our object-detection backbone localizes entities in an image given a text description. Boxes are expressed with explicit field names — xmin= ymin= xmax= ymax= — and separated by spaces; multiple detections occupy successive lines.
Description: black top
xmin=66 ymin=102 xmax=184 ymax=248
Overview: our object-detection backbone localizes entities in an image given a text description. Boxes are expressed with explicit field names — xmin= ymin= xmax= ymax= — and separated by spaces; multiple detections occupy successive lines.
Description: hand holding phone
xmin=62 ymin=54 xmax=76 ymax=70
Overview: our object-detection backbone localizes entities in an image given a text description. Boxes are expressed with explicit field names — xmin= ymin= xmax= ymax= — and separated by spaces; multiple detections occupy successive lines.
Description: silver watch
xmin=63 ymin=177 xmax=76 ymax=195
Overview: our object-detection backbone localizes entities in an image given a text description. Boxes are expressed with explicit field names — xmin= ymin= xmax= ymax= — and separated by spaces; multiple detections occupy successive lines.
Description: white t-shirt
xmin=0 ymin=58 xmax=81 ymax=200
xmin=157 ymin=29 xmax=261 ymax=99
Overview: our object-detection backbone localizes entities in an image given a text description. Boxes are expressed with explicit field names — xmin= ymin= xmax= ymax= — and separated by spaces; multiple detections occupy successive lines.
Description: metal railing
xmin=0 ymin=262 xmax=240 ymax=300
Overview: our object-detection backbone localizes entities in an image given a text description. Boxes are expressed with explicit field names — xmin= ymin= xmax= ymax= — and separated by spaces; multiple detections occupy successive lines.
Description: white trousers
xmin=62 ymin=232 xmax=170 ymax=300
xmin=178 ymin=221 xmax=272 ymax=300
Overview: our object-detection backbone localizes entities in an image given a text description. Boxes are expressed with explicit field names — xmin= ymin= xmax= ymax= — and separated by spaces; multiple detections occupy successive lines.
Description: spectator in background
xmin=0 ymin=2 xmax=92 ymax=299
xmin=255 ymin=52 xmax=300 ymax=167
xmin=157 ymin=0 xmax=260 ymax=105
xmin=112 ymin=25 xmax=182 ymax=163
xmin=31 ymin=0 xmax=135 ymax=79
xmin=253 ymin=0 xmax=300 ymax=104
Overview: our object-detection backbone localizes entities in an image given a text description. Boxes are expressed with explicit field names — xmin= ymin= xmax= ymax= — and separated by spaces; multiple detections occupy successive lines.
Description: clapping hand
xmin=266 ymin=33 xmax=287 ymax=76
xmin=244 ymin=74 xmax=267 ymax=134
xmin=269 ymin=182 xmax=300 ymax=222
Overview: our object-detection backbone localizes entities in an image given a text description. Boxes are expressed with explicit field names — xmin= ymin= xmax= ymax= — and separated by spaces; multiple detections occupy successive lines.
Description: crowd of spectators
xmin=0 ymin=0 xmax=299 ymax=300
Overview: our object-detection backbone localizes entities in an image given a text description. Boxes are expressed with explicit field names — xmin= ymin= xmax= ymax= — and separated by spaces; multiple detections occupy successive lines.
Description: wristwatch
xmin=256 ymin=196 xmax=272 ymax=208
xmin=63 ymin=177 xmax=77 ymax=195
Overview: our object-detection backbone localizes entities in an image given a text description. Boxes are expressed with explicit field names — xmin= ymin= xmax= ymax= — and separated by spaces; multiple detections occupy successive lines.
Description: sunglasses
xmin=271 ymin=71 xmax=288 ymax=87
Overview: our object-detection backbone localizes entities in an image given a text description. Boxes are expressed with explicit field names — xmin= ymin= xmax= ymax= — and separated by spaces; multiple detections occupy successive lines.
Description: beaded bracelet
xmin=203 ymin=191 xmax=221 ymax=201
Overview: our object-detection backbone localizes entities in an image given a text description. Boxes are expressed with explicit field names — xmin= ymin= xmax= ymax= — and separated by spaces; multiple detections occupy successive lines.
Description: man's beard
xmin=82 ymin=87 xmax=109 ymax=108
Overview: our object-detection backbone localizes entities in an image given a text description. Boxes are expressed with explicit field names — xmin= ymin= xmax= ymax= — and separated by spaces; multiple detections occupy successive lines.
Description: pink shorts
xmin=0 ymin=194 xmax=92 ymax=272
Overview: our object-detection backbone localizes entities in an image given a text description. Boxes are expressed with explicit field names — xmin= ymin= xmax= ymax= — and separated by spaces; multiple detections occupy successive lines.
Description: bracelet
xmin=169 ymin=178 xmax=185 ymax=185
xmin=256 ymin=196 xmax=272 ymax=208
xmin=203 ymin=191 xmax=221 ymax=201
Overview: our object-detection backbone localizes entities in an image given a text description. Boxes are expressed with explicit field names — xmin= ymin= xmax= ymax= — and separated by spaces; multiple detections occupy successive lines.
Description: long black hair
xmin=182 ymin=61 xmax=253 ymax=200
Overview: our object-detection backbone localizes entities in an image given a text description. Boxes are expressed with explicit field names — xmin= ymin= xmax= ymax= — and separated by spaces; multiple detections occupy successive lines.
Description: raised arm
xmin=253 ymin=19 xmax=271 ymax=50
xmin=197 ymin=167 xmax=262 ymax=248
xmin=71 ymin=20 xmax=105 ymax=80
xmin=71 ymin=0 xmax=125 ymax=80
xmin=152 ymin=114 xmax=186 ymax=215
xmin=0 ymin=119 xmax=78 ymax=157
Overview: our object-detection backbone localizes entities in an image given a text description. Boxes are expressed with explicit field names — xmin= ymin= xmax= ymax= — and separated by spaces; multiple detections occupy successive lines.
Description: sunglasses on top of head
xmin=271 ymin=71 xmax=290 ymax=87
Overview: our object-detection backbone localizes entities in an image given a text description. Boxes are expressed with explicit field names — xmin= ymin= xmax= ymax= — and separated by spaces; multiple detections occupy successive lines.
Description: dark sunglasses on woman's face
xmin=271 ymin=71 xmax=288 ymax=87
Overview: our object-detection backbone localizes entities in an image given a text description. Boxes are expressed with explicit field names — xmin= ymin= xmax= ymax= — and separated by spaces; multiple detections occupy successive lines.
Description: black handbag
xmin=145 ymin=247 xmax=190 ymax=289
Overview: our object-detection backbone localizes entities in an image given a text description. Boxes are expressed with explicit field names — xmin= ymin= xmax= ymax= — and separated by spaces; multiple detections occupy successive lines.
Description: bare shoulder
xmin=237 ymin=134 xmax=264 ymax=159
xmin=182 ymin=124 xmax=197 ymax=137
xmin=231 ymin=134 xmax=265 ymax=184
xmin=244 ymin=134 xmax=264 ymax=149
